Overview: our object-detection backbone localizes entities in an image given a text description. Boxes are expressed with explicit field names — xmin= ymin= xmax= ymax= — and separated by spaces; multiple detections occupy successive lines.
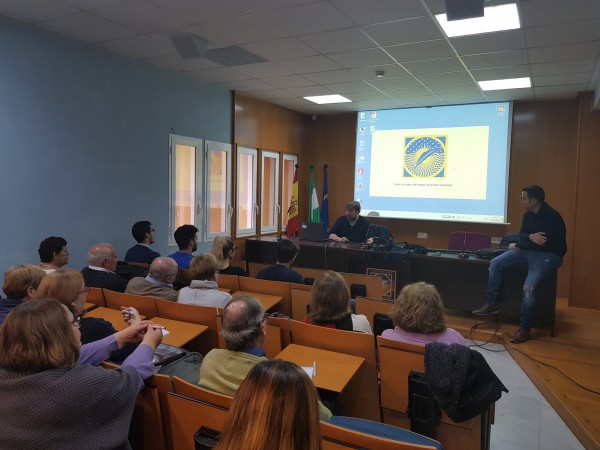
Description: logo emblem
xmin=403 ymin=136 xmax=447 ymax=178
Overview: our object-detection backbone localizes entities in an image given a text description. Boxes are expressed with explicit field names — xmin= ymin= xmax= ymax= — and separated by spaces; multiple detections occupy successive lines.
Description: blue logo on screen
xmin=403 ymin=136 xmax=447 ymax=178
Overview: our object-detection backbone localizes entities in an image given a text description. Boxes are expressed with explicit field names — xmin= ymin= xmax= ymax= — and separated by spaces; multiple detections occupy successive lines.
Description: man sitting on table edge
xmin=199 ymin=295 xmax=332 ymax=419
xmin=329 ymin=201 xmax=373 ymax=245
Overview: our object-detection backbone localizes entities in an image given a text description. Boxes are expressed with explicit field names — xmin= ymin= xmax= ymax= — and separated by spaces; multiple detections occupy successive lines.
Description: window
xmin=236 ymin=146 xmax=258 ymax=237
xmin=261 ymin=151 xmax=280 ymax=234
xmin=205 ymin=141 xmax=232 ymax=240
xmin=169 ymin=134 xmax=231 ymax=245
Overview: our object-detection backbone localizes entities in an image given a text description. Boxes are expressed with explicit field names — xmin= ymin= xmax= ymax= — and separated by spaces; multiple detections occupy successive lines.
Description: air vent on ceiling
xmin=204 ymin=46 xmax=266 ymax=67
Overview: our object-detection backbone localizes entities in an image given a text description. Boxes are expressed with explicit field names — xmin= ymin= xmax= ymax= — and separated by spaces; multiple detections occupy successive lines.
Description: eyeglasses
xmin=77 ymin=288 xmax=90 ymax=297
xmin=71 ymin=316 xmax=81 ymax=328
xmin=151 ymin=228 xmax=156 ymax=232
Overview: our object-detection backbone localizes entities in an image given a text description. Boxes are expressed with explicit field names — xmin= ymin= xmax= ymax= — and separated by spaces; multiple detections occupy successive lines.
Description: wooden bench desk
xmin=232 ymin=291 xmax=283 ymax=311
xmin=150 ymin=317 xmax=208 ymax=348
xmin=276 ymin=343 xmax=365 ymax=394
xmin=84 ymin=307 xmax=146 ymax=331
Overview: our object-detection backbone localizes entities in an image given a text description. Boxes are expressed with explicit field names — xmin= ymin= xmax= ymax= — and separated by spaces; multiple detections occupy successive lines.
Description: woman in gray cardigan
xmin=0 ymin=299 xmax=162 ymax=450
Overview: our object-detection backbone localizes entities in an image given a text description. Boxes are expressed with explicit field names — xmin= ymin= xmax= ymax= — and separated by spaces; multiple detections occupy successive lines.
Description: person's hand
xmin=141 ymin=323 xmax=163 ymax=350
xmin=529 ymin=232 xmax=548 ymax=246
xmin=340 ymin=237 xmax=349 ymax=243
xmin=508 ymin=243 xmax=517 ymax=250
xmin=366 ymin=237 xmax=374 ymax=245
xmin=114 ymin=320 xmax=152 ymax=347
xmin=121 ymin=306 xmax=141 ymax=325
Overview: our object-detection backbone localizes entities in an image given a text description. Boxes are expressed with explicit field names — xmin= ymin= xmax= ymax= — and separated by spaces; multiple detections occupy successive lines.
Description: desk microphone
xmin=458 ymin=230 xmax=468 ymax=258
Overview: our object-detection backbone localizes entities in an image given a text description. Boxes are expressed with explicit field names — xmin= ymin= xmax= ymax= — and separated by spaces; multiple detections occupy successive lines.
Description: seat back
xmin=103 ymin=289 xmax=159 ymax=318
xmin=128 ymin=262 xmax=150 ymax=268
xmin=217 ymin=274 xmax=239 ymax=293
xmin=239 ymin=276 xmax=292 ymax=316
xmin=289 ymin=320 xmax=380 ymax=421
xmin=155 ymin=299 xmax=220 ymax=354
xmin=228 ymin=259 xmax=247 ymax=273
xmin=321 ymin=420 xmax=440 ymax=450
xmin=377 ymin=336 xmax=487 ymax=450
xmin=341 ymin=273 xmax=384 ymax=299
xmin=166 ymin=393 xmax=228 ymax=450
xmin=172 ymin=376 xmax=232 ymax=409
xmin=87 ymin=287 xmax=106 ymax=307
xmin=291 ymin=283 xmax=311 ymax=320
xmin=355 ymin=296 xmax=394 ymax=330
xmin=247 ymin=261 xmax=269 ymax=277
xmin=448 ymin=232 xmax=492 ymax=251
xmin=377 ymin=336 xmax=425 ymax=412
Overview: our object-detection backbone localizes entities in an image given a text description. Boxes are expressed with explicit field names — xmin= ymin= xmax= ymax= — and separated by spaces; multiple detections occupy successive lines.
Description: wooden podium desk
xmin=232 ymin=291 xmax=283 ymax=311
xmin=84 ymin=307 xmax=146 ymax=331
xmin=149 ymin=317 xmax=208 ymax=348
xmin=275 ymin=344 xmax=365 ymax=393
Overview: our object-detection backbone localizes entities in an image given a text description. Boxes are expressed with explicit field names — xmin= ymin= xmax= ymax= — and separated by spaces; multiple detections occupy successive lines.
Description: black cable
xmin=466 ymin=320 xmax=600 ymax=395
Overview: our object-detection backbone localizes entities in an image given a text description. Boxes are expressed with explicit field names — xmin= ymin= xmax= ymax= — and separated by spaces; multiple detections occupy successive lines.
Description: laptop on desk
xmin=300 ymin=222 xmax=327 ymax=242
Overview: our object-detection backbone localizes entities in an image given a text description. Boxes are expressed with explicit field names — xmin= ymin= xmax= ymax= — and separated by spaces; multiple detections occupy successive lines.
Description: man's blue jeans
xmin=486 ymin=249 xmax=562 ymax=331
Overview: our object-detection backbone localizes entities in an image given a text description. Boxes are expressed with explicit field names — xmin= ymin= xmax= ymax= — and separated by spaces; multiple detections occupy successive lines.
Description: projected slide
xmin=355 ymin=103 xmax=511 ymax=224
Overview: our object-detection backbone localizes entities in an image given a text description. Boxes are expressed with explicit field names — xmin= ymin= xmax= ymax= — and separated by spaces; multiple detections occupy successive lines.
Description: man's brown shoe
xmin=510 ymin=328 xmax=531 ymax=344
xmin=472 ymin=304 xmax=499 ymax=315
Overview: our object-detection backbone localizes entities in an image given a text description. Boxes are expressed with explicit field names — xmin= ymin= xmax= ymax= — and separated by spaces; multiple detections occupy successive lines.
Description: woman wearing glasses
xmin=211 ymin=236 xmax=248 ymax=276
xmin=0 ymin=298 xmax=162 ymax=449
xmin=35 ymin=269 xmax=137 ymax=362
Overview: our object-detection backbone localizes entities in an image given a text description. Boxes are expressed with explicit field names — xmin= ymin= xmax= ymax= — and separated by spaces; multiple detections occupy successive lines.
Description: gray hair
xmin=149 ymin=257 xmax=178 ymax=282
xmin=221 ymin=296 xmax=265 ymax=351
xmin=87 ymin=244 xmax=115 ymax=266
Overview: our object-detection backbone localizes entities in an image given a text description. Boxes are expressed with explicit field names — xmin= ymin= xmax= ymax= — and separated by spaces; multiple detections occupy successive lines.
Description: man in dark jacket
xmin=473 ymin=185 xmax=566 ymax=343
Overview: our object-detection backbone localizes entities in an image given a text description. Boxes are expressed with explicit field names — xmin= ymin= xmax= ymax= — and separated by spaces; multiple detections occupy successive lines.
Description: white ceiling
xmin=2 ymin=0 xmax=600 ymax=114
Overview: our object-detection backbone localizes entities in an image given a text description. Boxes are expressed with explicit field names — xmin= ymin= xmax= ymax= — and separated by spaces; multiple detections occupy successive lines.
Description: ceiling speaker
xmin=444 ymin=0 xmax=484 ymax=21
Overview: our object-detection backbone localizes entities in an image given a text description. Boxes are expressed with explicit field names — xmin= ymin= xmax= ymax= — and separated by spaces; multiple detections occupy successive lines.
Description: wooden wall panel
xmin=235 ymin=93 xmax=599 ymax=307
xmin=569 ymin=93 xmax=600 ymax=309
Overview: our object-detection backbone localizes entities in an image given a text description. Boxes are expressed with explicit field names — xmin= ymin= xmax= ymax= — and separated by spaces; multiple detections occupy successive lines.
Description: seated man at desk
xmin=81 ymin=244 xmax=128 ymax=293
xmin=256 ymin=239 xmax=304 ymax=284
xmin=125 ymin=256 xmax=179 ymax=301
xmin=124 ymin=220 xmax=160 ymax=264
xmin=329 ymin=201 xmax=372 ymax=244
xmin=199 ymin=296 xmax=332 ymax=419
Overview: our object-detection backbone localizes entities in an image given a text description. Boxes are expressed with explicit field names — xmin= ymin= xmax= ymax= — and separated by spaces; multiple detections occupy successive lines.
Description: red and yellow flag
xmin=286 ymin=166 xmax=299 ymax=236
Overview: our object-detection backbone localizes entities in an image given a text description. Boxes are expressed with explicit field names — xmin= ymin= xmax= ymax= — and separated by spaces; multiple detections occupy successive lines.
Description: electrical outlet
xmin=417 ymin=232 xmax=428 ymax=239
xmin=491 ymin=237 xmax=501 ymax=244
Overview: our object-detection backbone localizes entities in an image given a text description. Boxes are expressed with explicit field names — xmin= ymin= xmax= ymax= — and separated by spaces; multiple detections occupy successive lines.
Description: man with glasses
xmin=169 ymin=224 xmax=199 ymax=270
xmin=125 ymin=256 xmax=179 ymax=301
xmin=124 ymin=221 xmax=160 ymax=264
xmin=199 ymin=296 xmax=332 ymax=419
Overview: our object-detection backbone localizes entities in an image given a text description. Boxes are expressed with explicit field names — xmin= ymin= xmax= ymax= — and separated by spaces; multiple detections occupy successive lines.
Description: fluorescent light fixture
xmin=303 ymin=94 xmax=351 ymax=104
xmin=478 ymin=77 xmax=531 ymax=91
xmin=436 ymin=3 xmax=520 ymax=37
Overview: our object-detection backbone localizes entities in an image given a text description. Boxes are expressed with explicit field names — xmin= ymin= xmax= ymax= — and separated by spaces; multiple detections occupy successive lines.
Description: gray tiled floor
xmin=470 ymin=341 xmax=583 ymax=450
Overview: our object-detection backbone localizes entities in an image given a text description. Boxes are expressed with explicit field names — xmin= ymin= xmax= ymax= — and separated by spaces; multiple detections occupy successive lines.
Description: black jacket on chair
xmin=424 ymin=342 xmax=508 ymax=423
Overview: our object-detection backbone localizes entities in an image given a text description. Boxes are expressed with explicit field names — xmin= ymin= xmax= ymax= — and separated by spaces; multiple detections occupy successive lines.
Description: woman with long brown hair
xmin=303 ymin=270 xmax=371 ymax=333
xmin=0 ymin=298 xmax=162 ymax=448
xmin=216 ymin=359 xmax=321 ymax=450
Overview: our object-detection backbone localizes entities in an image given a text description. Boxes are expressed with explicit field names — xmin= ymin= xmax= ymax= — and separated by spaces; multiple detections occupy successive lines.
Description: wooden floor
xmin=447 ymin=298 xmax=600 ymax=450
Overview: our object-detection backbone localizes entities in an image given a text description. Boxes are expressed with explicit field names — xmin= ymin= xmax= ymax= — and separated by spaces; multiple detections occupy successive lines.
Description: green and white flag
xmin=309 ymin=166 xmax=320 ymax=222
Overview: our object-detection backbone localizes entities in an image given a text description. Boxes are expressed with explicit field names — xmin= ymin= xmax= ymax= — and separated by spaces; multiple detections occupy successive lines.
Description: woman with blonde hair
xmin=382 ymin=282 xmax=465 ymax=345
xmin=216 ymin=359 xmax=321 ymax=450
xmin=34 ymin=269 xmax=136 ymax=361
xmin=0 ymin=264 xmax=46 ymax=325
xmin=303 ymin=270 xmax=371 ymax=333
xmin=0 ymin=298 xmax=161 ymax=448
xmin=211 ymin=236 xmax=247 ymax=276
